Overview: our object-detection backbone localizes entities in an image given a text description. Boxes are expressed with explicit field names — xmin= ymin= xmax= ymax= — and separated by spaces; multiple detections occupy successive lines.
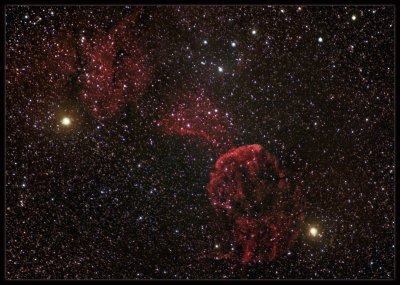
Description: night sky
xmin=5 ymin=5 xmax=395 ymax=279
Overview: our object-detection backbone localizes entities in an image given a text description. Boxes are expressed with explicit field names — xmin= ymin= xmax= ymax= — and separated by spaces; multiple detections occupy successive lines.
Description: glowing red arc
xmin=158 ymin=88 xmax=233 ymax=151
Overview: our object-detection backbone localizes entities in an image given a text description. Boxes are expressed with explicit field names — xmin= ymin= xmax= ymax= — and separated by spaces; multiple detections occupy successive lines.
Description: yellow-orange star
xmin=309 ymin=226 xmax=319 ymax=237
xmin=61 ymin=117 xmax=71 ymax=126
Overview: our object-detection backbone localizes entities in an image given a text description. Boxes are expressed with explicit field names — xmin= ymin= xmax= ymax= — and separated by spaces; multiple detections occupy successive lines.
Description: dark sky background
xmin=5 ymin=5 xmax=394 ymax=279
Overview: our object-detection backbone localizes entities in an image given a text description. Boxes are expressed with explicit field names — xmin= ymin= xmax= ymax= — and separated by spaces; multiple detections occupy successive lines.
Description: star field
xmin=5 ymin=5 xmax=394 ymax=279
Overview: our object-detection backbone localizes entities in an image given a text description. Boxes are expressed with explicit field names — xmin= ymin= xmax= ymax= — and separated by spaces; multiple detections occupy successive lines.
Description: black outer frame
xmin=0 ymin=0 xmax=398 ymax=283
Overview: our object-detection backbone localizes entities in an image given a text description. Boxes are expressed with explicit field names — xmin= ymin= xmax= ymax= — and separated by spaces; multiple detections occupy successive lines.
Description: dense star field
xmin=5 ymin=6 xmax=394 ymax=279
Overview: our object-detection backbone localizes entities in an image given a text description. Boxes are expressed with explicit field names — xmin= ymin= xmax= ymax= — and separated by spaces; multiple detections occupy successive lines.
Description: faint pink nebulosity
xmin=207 ymin=144 xmax=304 ymax=264
xmin=77 ymin=13 xmax=152 ymax=121
xmin=48 ymin=32 xmax=78 ymax=80
xmin=158 ymin=88 xmax=234 ymax=151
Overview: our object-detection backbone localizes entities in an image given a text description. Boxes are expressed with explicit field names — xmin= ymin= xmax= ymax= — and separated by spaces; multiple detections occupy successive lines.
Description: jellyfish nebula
xmin=207 ymin=144 xmax=304 ymax=264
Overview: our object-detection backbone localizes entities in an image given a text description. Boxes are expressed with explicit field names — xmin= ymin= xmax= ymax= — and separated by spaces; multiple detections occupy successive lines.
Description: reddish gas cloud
xmin=77 ymin=13 xmax=152 ymax=120
xmin=207 ymin=144 xmax=304 ymax=264
xmin=158 ymin=88 xmax=234 ymax=151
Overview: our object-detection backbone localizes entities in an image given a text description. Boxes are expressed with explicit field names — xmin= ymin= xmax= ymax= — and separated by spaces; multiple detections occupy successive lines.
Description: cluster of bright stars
xmin=204 ymin=15 xmax=357 ymax=76
xmin=205 ymin=17 xmax=360 ymax=75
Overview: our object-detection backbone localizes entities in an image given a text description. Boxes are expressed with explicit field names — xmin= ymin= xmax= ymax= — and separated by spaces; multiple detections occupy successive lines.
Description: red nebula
xmin=77 ymin=13 xmax=152 ymax=120
xmin=158 ymin=88 xmax=234 ymax=151
xmin=207 ymin=144 xmax=304 ymax=264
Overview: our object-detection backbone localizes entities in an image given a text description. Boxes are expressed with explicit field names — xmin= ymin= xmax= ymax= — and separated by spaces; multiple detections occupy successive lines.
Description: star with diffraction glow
xmin=61 ymin=117 xmax=71 ymax=126
xmin=309 ymin=226 xmax=320 ymax=238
